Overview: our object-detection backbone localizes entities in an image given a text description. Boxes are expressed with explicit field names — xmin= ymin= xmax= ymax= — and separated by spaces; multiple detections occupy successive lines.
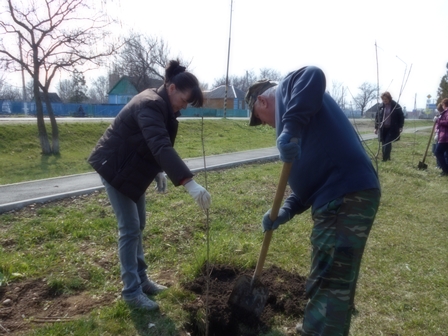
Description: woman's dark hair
xmin=442 ymin=98 xmax=448 ymax=108
xmin=380 ymin=91 xmax=392 ymax=101
xmin=165 ymin=59 xmax=203 ymax=108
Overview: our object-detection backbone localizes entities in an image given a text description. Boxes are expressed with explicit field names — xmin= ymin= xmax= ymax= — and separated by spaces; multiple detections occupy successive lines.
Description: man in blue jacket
xmin=246 ymin=66 xmax=381 ymax=335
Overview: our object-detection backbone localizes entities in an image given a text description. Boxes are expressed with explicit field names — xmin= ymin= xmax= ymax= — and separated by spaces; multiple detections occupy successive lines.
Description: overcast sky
xmin=5 ymin=0 xmax=448 ymax=110
xmin=102 ymin=0 xmax=448 ymax=110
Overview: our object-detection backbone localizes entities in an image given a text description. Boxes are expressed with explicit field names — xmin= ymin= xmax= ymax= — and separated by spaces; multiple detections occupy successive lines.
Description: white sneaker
xmin=125 ymin=293 xmax=159 ymax=311
xmin=141 ymin=279 xmax=168 ymax=295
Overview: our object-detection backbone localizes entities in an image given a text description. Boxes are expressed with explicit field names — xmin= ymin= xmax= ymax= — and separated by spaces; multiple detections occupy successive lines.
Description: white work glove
xmin=154 ymin=172 xmax=167 ymax=193
xmin=183 ymin=180 xmax=211 ymax=210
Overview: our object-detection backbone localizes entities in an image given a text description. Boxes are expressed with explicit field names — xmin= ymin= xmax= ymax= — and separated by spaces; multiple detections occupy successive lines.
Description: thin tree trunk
xmin=43 ymin=91 xmax=60 ymax=154
xmin=34 ymin=82 xmax=51 ymax=154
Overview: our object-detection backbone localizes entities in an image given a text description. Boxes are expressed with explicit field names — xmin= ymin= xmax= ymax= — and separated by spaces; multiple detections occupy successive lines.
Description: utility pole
xmin=223 ymin=0 xmax=233 ymax=119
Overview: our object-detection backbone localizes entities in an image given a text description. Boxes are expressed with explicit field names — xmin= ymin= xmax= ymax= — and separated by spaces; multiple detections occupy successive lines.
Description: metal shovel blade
xmin=228 ymin=274 xmax=269 ymax=317
xmin=418 ymin=161 xmax=428 ymax=170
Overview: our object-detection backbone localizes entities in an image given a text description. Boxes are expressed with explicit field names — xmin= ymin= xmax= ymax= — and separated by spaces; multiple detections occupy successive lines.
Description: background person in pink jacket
xmin=435 ymin=98 xmax=448 ymax=176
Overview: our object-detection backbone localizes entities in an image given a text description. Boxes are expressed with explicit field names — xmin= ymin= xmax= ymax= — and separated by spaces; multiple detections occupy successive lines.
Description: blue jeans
xmin=102 ymin=178 xmax=149 ymax=300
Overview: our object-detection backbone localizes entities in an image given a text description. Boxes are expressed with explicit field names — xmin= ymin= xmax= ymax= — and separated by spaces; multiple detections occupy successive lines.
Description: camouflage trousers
xmin=301 ymin=189 xmax=380 ymax=336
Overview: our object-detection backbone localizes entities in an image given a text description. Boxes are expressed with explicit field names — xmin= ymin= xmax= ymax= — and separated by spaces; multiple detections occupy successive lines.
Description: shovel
xmin=228 ymin=161 xmax=293 ymax=317
xmin=418 ymin=122 xmax=437 ymax=170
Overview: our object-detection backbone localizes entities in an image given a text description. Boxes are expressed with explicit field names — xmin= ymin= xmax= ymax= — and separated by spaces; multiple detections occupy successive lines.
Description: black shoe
xmin=441 ymin=172 xmax=448 ymax=177
xmin=141 ymin=279 xmax=167 ymax=295
xmin=124 ymin=293 xmax=159 ymax=311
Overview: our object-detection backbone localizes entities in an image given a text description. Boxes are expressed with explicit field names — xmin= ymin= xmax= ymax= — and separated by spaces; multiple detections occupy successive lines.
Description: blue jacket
xmin=275 ymin=66 xmax=380 ymax=216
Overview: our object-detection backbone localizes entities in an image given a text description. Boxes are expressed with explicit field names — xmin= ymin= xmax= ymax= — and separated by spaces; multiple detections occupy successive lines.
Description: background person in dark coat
xmin=374 ymin=91 xmax=405 ymax=161
xmin=88 ymin=60 xmax=211 ymax=311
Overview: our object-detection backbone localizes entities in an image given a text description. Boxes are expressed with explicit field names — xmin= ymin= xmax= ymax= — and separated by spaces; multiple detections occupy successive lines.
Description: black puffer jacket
xmin=88 ymin=86 xmax=193 ymax=202
xmin=375 ymin=100 xmax=405 ymax=142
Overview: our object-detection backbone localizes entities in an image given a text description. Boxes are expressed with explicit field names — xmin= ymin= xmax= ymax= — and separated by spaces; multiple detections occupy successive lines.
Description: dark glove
xmin=262 ymin=208 xmax=291 ymax=232
xmin=276 ymin=133 xmax=301 ymax=162
xmin=154 ymin=172 xmax=167 ymax=193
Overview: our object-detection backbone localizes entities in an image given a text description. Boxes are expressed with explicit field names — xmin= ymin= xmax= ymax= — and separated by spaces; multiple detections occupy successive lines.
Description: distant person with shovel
xmin=374 ymin=91 xmax=405 ymax=161
xmin=433 ymin=103 xmax=444 ymax=169
xmin=246 ymin=66 xmax=381 ymax=335
xmin=434 ymin=98 xmax=448 ymax=176
xmin=88 ymin=60 xmax=211 ymax=311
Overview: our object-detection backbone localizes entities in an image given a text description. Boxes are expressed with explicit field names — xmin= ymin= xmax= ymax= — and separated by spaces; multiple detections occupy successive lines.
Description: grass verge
xmin=0 ymin=118 xmax=431 ymax=185
xmin=0 ymin=119 xmax=276 ymax=184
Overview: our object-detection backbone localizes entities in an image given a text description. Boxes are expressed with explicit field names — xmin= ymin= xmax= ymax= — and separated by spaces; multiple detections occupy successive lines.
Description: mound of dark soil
xmin=0 ymin=279 xmax=116 ymax=335
xmin=183 ymin=264 xmax=307 ymax=336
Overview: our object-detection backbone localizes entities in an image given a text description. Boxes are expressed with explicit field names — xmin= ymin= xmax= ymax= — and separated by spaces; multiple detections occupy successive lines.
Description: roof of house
xmin=365 ymin=103 xmax=380 ymax=113
xmin=108 ymin=76 xmax=164 ymax=95
xmin=204 ymin=85 xmax=246 ymax=100
xmin=38 ymin=92 xmax=63 ymax=103
xmin=108 ymin=77 xmax=138 ymax=96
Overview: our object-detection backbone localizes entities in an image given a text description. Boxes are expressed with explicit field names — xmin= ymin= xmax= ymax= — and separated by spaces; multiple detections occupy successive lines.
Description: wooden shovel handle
xmin=253 ymin=161 xmax=293 ymax=279
xmin=422 ymin=122 xmax=437 ymax=163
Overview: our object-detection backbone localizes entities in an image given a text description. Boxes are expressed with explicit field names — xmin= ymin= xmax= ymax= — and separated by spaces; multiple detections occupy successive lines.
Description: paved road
xmin=0 ymin=127 xmax=430 ymax=214
xmin=0 ymin=147 xmax=280 ymax=213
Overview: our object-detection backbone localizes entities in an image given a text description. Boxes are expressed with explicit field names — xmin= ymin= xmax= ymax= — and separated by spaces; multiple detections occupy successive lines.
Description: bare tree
xmin=242 ymin=70 xmax=258 ymax=92
xmin=213 ymin=69 xmax=279 ymax=93
xmin=113 ymin=32 xmax=182 ymax=91
xmin=330 ymin=81 xmax=347 ymax=110
xmin=199 ymin=82 xmax=209 ymax=91
xmin=56 ymin=79 xmax=74 ymax=103
xmin=0 ymin=0 xmax=119 ymax=154
xmin=88 ymin=75 xmax=108 ymax=103
xmin=213 ymin=75 xmax=237 ymax=88
xmin=259 ymin=68 xmax=282 ymax=82
xmin=354 ymin=82 xmax=377 ymax=116
xmin=213 ymin=74 xmax=256 ymax=93
xmin=25 ymin=79 xmax=34 ymax=101
xmin=0 ymin=84 xmax=21 ymax=100
xmin=0 ymin=75 xmax=21 ymax=100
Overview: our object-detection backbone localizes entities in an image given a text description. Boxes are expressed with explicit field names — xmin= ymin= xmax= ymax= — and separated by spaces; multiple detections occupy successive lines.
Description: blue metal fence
xmin=0 ymin=99 xmax=362 ymax=119
xmin=0 ymin=100 xmax=250 ymax=118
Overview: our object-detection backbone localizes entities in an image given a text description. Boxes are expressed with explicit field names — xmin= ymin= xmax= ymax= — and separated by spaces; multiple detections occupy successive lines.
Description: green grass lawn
xmin=0 ymin=118 xmax=431 ymax=185
xmin=1 ymin=120 xmax=446 ymax=335
xmin=0 ymin=119 xmax=276 ymax=184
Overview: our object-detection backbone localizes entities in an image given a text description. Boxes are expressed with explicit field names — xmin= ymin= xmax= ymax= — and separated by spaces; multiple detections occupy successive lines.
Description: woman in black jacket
xmin=374 ymin=91 xmax=405 ymax=161
xmin=88 ymin=60 xmax=211 ymax=310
